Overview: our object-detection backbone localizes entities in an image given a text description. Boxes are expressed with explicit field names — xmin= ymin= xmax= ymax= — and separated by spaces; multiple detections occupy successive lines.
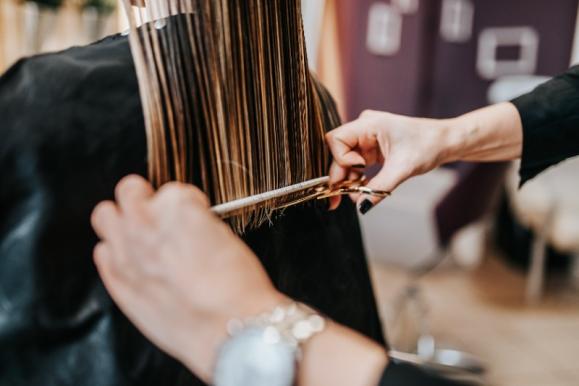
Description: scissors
xmin=211 ymin=176 xmax=390 ymax=218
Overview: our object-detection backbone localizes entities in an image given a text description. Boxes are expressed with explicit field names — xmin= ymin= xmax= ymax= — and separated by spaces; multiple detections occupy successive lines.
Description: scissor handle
xmin=316 ymin=179 xmax=391 ymax=199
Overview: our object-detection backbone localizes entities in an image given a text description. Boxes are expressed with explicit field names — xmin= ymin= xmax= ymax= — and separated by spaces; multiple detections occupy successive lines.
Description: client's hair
xmin=123 ymin=0 xmax=339 ymax=231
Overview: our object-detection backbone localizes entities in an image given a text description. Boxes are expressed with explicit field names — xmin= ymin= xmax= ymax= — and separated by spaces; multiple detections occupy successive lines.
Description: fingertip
xmin=349 ymin=192 xmax=361 ymax=203
xmin=328 ymin=162 xmax=348 ymax=185
xmin=356 ymin=194 xmax=380 ymax=206
xmin=328 ymin=196 xmax=341 ymax=211
xmin=343 ymin=152 xmax=367 ymax=167
xmin=325 ymin=122 xmax=348 ymax=139
xmin=116 ymin=174 xmax=148 ymax=193
xmin=359 ymin=109 xmax=378 ymax=118
xmin=155 ymin=182 xmax=210 ymax=209
xmin=324 ymin=130 xmax=335 ymax=141
xmin=356 ymin=196 xmax=383 ymax=215
xmin=363 ymin=167 xmax=404 ymax=200
xmin=358 ymin=198 xmax=375 ymax=215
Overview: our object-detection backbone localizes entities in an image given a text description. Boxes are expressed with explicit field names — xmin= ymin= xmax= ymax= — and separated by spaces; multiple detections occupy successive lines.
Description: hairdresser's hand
xmin=326 ymin=110 xmax=454 ymax=212
xmin=91 ymin=175 xmax=287 ymax=383
xmin=326 ymin=103 xmax=523 ymax=213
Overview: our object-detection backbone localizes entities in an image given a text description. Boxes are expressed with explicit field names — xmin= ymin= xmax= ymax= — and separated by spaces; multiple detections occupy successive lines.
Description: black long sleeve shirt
xmin=378 ymin=66 xmax=579 ymax=385
xmin=513 ymin=65 xmax=579 ymax=185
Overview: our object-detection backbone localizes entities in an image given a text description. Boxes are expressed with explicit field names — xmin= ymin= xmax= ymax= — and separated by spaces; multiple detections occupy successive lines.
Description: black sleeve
xmin=511 ymin=65 xmax=579 ymax=185
xmin=377 ymin=360 xmax=473 ymax=386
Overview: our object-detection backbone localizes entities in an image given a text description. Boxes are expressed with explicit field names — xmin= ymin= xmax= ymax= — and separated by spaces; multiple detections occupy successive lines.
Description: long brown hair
xmin=123 ymin=0 xmax=338 ymax=231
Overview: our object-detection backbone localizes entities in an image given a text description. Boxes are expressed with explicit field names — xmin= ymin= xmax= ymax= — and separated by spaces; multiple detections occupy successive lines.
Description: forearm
xmin=298 ymin=322 xmax=388 ymax=386
xmin=442 ymin=102 xmax=523 ymax=163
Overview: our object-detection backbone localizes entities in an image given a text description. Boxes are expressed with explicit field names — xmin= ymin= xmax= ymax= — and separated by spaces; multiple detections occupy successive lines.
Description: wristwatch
xmin=213 ymin=302 xmax=326 ymax=386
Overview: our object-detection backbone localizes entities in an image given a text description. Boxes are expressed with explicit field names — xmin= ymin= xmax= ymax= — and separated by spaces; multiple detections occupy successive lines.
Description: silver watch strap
xmin=226 ymin=302 xmax=326 ymax=354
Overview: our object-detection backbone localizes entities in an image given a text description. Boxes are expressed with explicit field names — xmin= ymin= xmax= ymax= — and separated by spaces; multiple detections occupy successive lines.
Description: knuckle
xmin=116 ymin=175 xmax=141 ymax=195
xmin=93 ymin=242 xmax=108 ymax=261
xmin=360 ymin=109 xmax=380 ymax=119
xmin=92 ymin=201 xmax=106 ymax=218
xmin=161 ymin=181 xmax=183 ymax=192
xmin=325 ymin=131 xmax=337 ymax=144
xmin=159 ymin=182 xmax=207 ymax=207
xmin=116 ymin=176 xmax=151 ymax=206
xmin=333 ymin=157 xmax=350 ymax=167
xmin=400 ymin=162 xmax=416 ymax=177
xmin=125 ymin=219 xmax=144 ymax=238
xmin=159 ymin=182 xmax=185 ymax=200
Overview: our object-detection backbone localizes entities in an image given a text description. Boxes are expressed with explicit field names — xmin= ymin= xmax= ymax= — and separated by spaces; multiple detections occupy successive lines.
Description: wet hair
xmin=123 ymin=0 xmax=339 ymax=231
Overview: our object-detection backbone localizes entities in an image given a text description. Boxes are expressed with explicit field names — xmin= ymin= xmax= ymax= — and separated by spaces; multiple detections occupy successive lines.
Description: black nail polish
xmin=352 ymin=164 xmax=366 ymax=169
xmin=359 ymin=199 xmax=374 ymax=215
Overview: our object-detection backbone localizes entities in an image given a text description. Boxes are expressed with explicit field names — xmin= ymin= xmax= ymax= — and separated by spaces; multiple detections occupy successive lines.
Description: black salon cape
xmin=512 ymin=65 xmax=579 ymax=185
xmin=0 ymin=33 xmax=386 ymax=385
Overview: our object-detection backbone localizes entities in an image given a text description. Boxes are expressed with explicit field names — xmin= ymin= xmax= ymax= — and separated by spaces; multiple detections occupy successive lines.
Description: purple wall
xmin=337 ymin=0 xmax=578 ymax=120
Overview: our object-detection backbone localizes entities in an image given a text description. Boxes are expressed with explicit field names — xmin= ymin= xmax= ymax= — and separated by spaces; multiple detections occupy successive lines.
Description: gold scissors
xmin=211 ymin=176 xmax=390 ymax=219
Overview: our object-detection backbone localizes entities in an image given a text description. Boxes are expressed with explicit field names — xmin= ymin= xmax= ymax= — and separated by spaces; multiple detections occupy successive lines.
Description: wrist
xmin=178 ymin=289 xmax=289 ymax=382
xmin=212 ymin=299 xmax=327 ymax=386
xmin=438 ymin=103 xmax=523 ymax=163
xmin=438 ymin=115 xmax=474 ymax=165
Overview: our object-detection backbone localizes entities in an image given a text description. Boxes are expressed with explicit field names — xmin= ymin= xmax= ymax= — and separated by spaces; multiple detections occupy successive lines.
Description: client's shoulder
xmin=0 ymin=33 xmax=135 ymax=102
xmin=0 ymin=34 xmax=141 ymax=158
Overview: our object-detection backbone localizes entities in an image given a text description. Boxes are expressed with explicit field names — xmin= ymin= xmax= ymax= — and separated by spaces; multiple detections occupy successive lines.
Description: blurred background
xmin=308 ymin=2 xmax=579 ymax=385
xmin=2 ymin=1 xmax=579 ymax=385
xmin=0 ymin=0 xmax=119 ymax=70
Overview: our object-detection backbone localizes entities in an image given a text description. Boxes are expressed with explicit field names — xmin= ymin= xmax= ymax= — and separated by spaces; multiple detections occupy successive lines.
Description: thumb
xmin=357 ymin=165 xmax=409 ymax=214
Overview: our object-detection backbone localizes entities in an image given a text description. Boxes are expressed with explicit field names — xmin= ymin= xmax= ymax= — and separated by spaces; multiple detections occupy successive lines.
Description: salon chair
xmin=435 ymin=162 xmax=510 ymax=250
xmin=390 ymin=162 xmax=508 ymax=381
xmin=384 ymin=76 xmax=552 ymax=376
xmin=505 ymin=158 xmax=579 ymax=303
xmin=358 ymin=161 xmax=508 ymax=384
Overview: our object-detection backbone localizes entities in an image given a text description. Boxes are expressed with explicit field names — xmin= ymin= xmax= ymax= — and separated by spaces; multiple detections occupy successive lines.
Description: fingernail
xmin=359 ymin=199 xmax=374 ymax=215
xmin=352 ymin=164 xmax=366 ymax=169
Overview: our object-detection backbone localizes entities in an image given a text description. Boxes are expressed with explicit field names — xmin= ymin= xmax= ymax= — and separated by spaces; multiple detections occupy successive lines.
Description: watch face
xmin=214 ymin=327 xmax=297 ymax=386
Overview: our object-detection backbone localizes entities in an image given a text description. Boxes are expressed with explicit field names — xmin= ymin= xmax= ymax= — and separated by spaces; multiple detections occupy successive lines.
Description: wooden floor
xmin=369 ymin=255 xmax=579 ymax=386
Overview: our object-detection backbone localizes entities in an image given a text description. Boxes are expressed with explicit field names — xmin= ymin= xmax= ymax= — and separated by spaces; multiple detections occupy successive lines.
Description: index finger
xmin=325 ymin=119 xmax=371 ymax=168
